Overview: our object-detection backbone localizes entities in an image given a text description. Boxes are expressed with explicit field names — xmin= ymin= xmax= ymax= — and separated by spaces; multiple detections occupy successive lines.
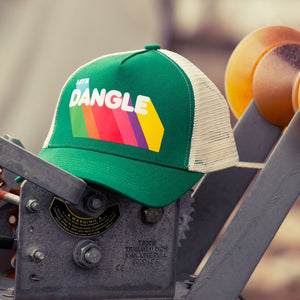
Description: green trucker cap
xmin=39 ymin=44 xmax=238 ymax=207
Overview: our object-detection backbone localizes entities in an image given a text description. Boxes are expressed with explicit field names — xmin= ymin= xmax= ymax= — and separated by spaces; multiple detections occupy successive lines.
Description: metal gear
xmin=178 ymin=189 xmax=195 ymax=247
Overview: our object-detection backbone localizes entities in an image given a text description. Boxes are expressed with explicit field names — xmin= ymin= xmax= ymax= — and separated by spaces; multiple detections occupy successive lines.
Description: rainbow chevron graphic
xmin=69 ymin=79 xmax=164 ymax=152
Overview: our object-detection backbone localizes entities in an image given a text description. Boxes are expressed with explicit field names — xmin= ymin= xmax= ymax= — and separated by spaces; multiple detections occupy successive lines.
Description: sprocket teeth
xmin=178 ymin=189 xmax=195 ymax=247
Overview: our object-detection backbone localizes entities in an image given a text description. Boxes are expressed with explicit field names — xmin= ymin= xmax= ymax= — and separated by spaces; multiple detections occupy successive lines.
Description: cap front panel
xmin=46 ymin=50 xmax=194 ymax=170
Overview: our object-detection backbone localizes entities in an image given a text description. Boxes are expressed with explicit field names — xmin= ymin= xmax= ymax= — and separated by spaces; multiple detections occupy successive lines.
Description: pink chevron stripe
xmin=92 ymin=104 xmax=124 ymax=144
xmin=112 ymin=106 xmax=139 ymax=147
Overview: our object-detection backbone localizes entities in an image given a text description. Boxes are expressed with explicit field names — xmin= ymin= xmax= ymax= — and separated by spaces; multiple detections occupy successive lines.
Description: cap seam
xmin=121 ymin=50 xmax=149 ymax=64
xmin=156 ymin=50 xmax=193 ymax=168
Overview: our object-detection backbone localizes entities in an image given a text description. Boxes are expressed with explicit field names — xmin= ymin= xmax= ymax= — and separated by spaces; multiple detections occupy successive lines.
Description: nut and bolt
xmin=29 ymin=248 xmax=45 ymax=263
xmin=84 ymin=247 xmax=101 ymax=264
xmin=73 ymin=240 xmax=101 ymax=269
xmin=86 ymin=191 xmax=108 ymax=213
xmin=87 ymin=195 xmax=103 ymax=212
xmin=142 ymin=207 xmax=163 ymax=224
xmin=25 ymin=199 xmax=41 ymax=212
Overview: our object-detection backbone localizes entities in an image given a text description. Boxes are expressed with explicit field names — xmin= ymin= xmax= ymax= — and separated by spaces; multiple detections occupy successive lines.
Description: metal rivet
xmin=25 ymin=199 xmax=40 ymax=212
xmin=29 ymin=249 xmax=45 ymax=262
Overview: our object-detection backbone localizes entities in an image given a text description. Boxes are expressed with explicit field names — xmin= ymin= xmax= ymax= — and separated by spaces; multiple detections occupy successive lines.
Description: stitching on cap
xmin=157 ymin=50 xmax=193 ymax=168
xmin=121 ymin=50 xmax=149 ymax=64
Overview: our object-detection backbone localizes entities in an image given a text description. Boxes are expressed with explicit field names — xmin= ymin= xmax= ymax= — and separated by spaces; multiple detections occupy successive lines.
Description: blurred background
xmin=1 ymin=0 xmax=300 ymax=299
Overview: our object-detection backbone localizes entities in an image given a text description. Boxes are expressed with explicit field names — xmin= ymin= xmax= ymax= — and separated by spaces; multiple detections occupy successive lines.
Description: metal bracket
xmin=0 ymin=137 xmax=104 ymax=217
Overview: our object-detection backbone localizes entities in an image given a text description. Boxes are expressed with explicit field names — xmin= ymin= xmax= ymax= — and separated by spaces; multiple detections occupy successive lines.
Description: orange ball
xmin=225 ymin=25 xmax=300 ymax=124
xmin=253 ymin=43 xmax=300 ymax=127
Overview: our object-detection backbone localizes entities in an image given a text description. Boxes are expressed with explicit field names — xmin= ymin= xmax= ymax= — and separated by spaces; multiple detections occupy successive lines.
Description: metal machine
xmin=1 ymin=25 xmax=300 ymax=299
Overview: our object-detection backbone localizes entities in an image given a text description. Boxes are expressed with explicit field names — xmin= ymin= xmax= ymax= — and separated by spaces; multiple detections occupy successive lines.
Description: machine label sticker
xmin=49 ymin=197 xmax=120 ymax=237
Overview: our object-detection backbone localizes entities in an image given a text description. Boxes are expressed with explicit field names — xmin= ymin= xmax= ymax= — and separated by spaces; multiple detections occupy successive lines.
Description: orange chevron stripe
xmin=82 ymin=104 xmax=100 ymax=139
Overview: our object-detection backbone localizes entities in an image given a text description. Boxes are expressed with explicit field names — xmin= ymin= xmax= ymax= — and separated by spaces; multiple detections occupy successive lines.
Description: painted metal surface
xmin=176 ymin=101 xmax=283 ymax=281
xmin=187 ymin=112 xmax=300 ymax=300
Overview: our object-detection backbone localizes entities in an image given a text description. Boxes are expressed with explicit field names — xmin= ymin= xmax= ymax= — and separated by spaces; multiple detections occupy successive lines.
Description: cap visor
xmin=39 ymin=147 xmax=204 ymax=207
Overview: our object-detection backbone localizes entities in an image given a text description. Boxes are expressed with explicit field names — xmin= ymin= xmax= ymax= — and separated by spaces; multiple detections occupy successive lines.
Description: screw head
xmin=84 ymin=247 xmax=101 ymax=264
xmin=33 ymin=250 xmax=45 ymax=261
xmin=142 ymin=207 xmax=163 ymax=224
xmin=25 ymin=199 xmax=40 ymax=212
xmin=29 ymin=248 xmax=45 ymax=263
xmin=86 ymin=192 xmax=107 ymax=213
xmin=73 ymin=240 xmax=101 ymax=269
xmin=87 ymin=196 xmax=103 ymax=211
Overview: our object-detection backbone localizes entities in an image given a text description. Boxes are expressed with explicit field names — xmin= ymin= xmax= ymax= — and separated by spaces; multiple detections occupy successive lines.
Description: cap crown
xmin=43 ymin=48 xmax=237 ymax=173
xmin=40 ymin=47 xmax=238 ymax=207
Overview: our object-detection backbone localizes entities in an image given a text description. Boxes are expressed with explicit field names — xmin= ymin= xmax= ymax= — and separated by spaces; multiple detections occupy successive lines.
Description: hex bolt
xmin=33 ymin=251 xmax=45 ymax=261
xmin=142 ymin=207 xmax=163 ymax=224
xmin=84 ymin=247 xmax=101 ymax=264
xmin=73 ymin=240 xmax=101 ymax=269
xmin=87 ymin=196 xmax=103 ymax=211
xmin=25 ymin=199 xmax=41 ymax=212
xmin=29 ymin=249 xmax=45 ymax=263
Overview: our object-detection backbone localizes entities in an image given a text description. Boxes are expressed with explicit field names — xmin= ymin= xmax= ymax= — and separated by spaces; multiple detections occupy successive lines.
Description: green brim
xmin=39 ymin=147 xmax=204 ymax=207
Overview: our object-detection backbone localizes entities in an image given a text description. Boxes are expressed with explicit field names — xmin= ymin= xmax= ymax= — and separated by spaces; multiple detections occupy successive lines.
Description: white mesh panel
xmin=160 ymin=49 xmax=239 ymax=173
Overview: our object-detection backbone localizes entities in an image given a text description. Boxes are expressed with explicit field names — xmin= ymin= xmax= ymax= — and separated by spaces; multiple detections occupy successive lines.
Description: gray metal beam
xmin=0 ymin=137 xmax=87 ymax=206
xmin=186 ymin=111 xmax=300 ymax=300
xmin=176 ymin=101 xmax=283 ymax=280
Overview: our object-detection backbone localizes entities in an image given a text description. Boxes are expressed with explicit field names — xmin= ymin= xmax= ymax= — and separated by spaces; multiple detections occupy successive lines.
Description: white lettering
xmin=77 ymin=78 xmax=89 ymax=85
xmin=121 ymin=92 xmax=134 ymax=112
xmin=78 ymin=88 xmax=90 ymax=106
xmin=69 ymin=85 xmax=150 ymax=115
xmin=90 ymin=88 xmax=106 ymax=106
xmin=69 ymin=89 xmax=81 ymax=107
xmin=135 ymin=95 xmax=150 ymax=115
xmin=105 ymin=90 xmax=122 ymax=109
